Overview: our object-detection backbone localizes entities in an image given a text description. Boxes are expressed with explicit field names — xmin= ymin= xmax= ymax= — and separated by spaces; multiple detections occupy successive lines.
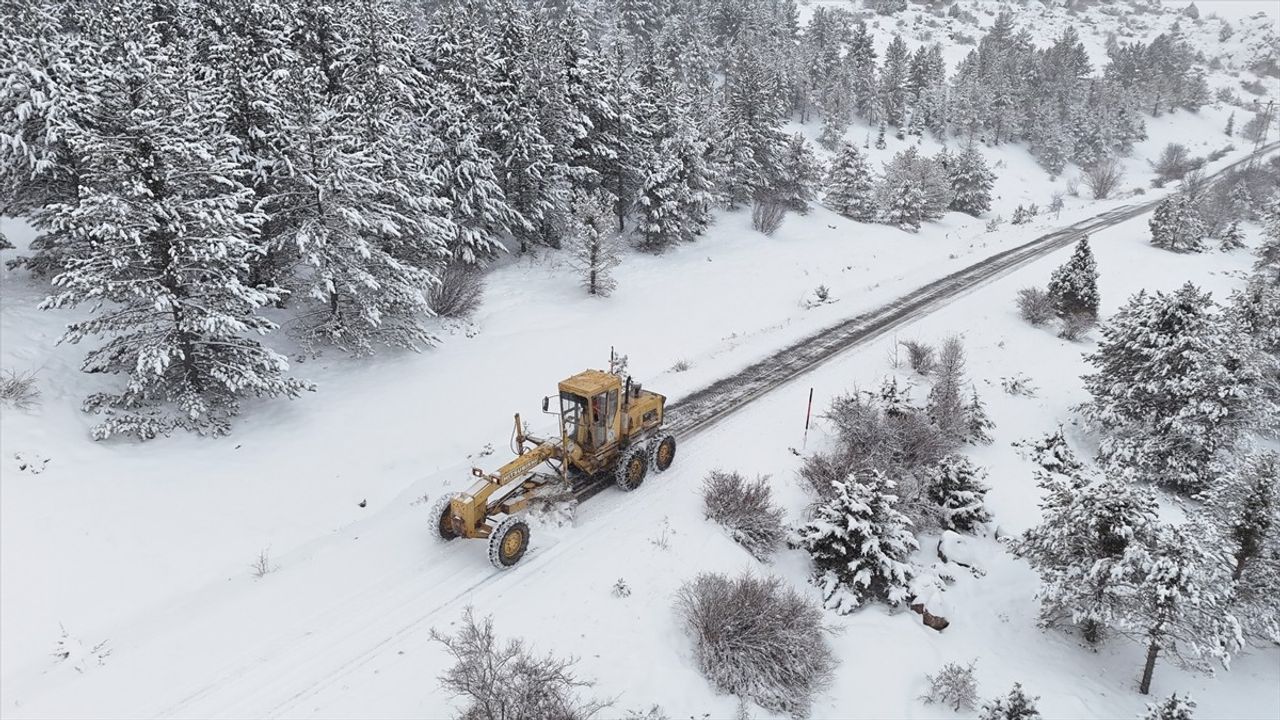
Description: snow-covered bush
xmin=797 ymin=451 xmax=848 ymax=501
xmin=432 ymin=608 xmax=607 ymax=720
xmin=925 ymin=455 xmax=992 ymax=533
xmin=876 ymin=148 xmax=953 ymax=232
xmin=1016 ymin=287 xmax=1054 ymax=326
xmin=676 ymin=572 xmax=836 ymax=719
xmin=790 ymin=471 xmax=919 ymax=613
xmin=920 ymin=660 xmax=978 ymax=712
xmin=1057 ymin=312 xmax=1095 ymax=341
xmin=1154 ymin=143 xmax=1196 ymax=184
xmin=0 ymin=369 xmax=40 ymax=410
xmin=1084 ymin=157 xmax=1125 ymax=199
xmin=1142 ymin=693 xmax=1197 ymax=720
xmin=824 ymin=387 xmax=951 ymax=483
xmin=428 ymin=263 xmax=486 ymax=318
xmin=946 ymin=145 xmax=995 ymax=217
xmin=702 ymin=470 xmax=785 ymax=561
xmin=978 ymin=683 xmax=1041 ymax=720
xmin=901 ymin=340 xmax=936 ymax=375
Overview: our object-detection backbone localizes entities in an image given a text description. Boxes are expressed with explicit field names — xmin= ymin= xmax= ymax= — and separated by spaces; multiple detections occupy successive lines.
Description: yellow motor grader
xmin=431 ymin=364 xmax=676 ymax=569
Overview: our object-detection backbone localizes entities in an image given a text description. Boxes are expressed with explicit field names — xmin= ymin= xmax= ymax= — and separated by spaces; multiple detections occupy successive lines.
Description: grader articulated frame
xmin=431 ymin=364 xmax=677 ymax=569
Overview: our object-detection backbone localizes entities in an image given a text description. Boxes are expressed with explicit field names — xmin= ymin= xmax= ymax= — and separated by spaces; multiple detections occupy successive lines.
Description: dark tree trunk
xmin=1139 ymin=638 xmax=1160 ymax=695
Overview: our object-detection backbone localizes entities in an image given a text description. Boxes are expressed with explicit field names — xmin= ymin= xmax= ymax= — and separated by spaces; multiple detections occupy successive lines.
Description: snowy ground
xmin=3 ymin=1 xmax=1280 ymax=717
xmin=3 ymin=174 xmax=1278 ymax=719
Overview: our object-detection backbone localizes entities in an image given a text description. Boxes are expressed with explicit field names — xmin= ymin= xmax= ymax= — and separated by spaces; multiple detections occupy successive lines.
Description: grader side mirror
xmin=542 ymin=396 xmax=551 ymax=413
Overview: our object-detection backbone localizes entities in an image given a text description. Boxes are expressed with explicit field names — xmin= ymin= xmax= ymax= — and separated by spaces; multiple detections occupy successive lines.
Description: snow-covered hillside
xmin=2 ymin=0 xmax=1279 ymax=718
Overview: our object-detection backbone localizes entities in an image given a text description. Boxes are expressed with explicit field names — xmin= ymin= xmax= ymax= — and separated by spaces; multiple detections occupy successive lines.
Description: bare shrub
xmin=52 ymin=624 xmax=111 ymax=672
xmin=798 ymin=451 xmax=848 ymax=501
xmin=921 ymin=660 xmax=979 ymax=712
xmin=432 ymin=608 xmax=607 ymax=720
xmin=676 ymin=572 xmax=836 ymax=719
xmin=669 ymin=359 xmax=691 ymax=373
xmin=901 ymin=340 xmax=936 ymax=375
xmin=250 ymin=548 xmax=276 ymax=578
xmin=612 ymin=578 xmax=631 ymax=598
xmin=702 ymin=471 xmax=784 ymax=561
xmin=1057 ymin=312 xmax=1095 ymax=341
xmin=1017 ymin=287 xmax=1054 ymax=325
xmin=1084 ymin=157 xmax=1125 ymax=199
xmin=1049 ymin=192 xmax=1064 ymax=217
xmin=1001 ymin=374 xmax=1039 ymax=397
xmin=624 ymin=706 xmax=670 ymax=720
xmin=429 ymin=263 xmax=485 ymax=318
xmin=751 ymin=196 xmax=787 ymax=235
xmin=1066 ymin=176 xmax=1081 ymax=197
xmin=0 ymin=369 xmax=40 ymax=410
xmin=1154 ymin=143 xmax=1194 ymax=183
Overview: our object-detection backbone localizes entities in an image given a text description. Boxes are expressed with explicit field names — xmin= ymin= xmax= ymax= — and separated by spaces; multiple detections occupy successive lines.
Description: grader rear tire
xmin=615 ymin=445 xmax=649 ymax=491
xmin=488 ymin=516 xmax=530 ymax=570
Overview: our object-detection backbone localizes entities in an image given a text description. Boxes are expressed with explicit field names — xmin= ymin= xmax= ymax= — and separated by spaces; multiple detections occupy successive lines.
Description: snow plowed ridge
xmin=661 ymin=144 xmax=1280 ymax=442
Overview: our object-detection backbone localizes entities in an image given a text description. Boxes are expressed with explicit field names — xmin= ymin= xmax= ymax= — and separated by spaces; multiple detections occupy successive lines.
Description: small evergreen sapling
xmin=567 ymin=192 xmax=622 ymax=297
xmin=978 ymin=683 xmax=1042 ymax=720
xmin=965 ymin=388 xmax=994 ymax=445
xmin=1219 ymin=221 xmax=1246 ymax=251
xmin=1142 ymin=693 xmax=1196 ymax=720
xmin=1046 ymin=237 xmax=1100 ymax=320
xmin=790 ymin=472 xmax=919 ymax=614
xmin=920 ymin=660 xmax=978 ymax=712
xmin=925 ymin=455 xmax=992 ymax=532
xmin=947 ymin=144 xmax=996 ymax=216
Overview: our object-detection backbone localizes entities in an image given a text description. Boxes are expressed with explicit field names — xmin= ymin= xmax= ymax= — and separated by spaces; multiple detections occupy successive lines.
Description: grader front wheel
xmin=650 ymin=434 xmax=676 ymax=472
xmin=615 ymin=446 xmax=649 ymax=491
xmin=488 ymin=516 xmax=530 ymax=570
xmin=430 ymin=494 xmax=460 ymax=542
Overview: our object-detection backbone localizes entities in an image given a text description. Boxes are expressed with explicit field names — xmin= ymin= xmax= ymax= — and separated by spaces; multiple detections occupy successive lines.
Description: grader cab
xmin=431 ymin=365 xmax=676 ymax=570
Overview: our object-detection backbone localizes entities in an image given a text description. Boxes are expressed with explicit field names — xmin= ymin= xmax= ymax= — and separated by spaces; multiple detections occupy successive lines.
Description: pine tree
xmin=1255 ymin=201 xmax=1280 ymax=284
xmin=1219 ymin=221 xmax=1246 ymax=252
xmin=1225 ymin=111 xmax=1235 ymax=137
xmin=1120 ymin=526 xmax=1237 ymax=695
xmin=1142 ymin=693 xmax=1197 ymax=720
xmin=824 ymin=143 xmax=878 ymax=222
xmin=773 ymin=133 xmax=823 ymax=213
xmin=877 ymin=148 xmax=953 ymax=232
xmin=1046 ymin=237 xmax=1100 ymax=320
xmin=1082 ymin=284 xmax=1270 ymax=493
xmin=965 ymin=388 xmax=994 ymax=445
xmin=716 ymin=42 xmax=787 ymax=208
xmin=947 ymin=144 xmax=996 ymax=216
xmin=977 ymin=684 xmax=1042 ymax=720
xmin=1202 ymin=452 xmax=1280 ymax=644
xmin=879 ymin=35 xmax=909 ymax=127
xmin=1150 ymin=194 xmax=1207 ymax=253
xmin=926 ymin=455 xmax=992 ymax=532
xmin=927 ymin=336 xmax=968 ymax=443
xmin=1230 ymin=276 xmax=1280 ymax=364
xmin=1014 ymin=466 xmax=1159 ymax=643
xmin=567 ymin=192 xmax=622 ymax=297
xmin=40 ymin=5 xmax=310 ymax=439
xmin=790 ymin=471 xmax=919 ymax=614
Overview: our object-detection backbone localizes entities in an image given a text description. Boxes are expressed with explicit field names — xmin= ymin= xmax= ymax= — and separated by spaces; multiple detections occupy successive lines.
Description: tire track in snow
xmin=160 ymin=144 xmax=1277 ymax=719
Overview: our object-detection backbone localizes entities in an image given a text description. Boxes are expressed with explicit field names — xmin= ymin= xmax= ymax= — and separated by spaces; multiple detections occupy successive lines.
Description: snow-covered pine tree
xmin=1014 ymin=462 xmax=1160 ymax=643
xmin=1142 ymin=693 xmax=1197 ymax=720
xmin=716 ymin=42 xmax=787 ymax=208
xmin=1219 ymin=221 xmax=1246 ymax=252
xmin=879 ymin=35 xmax=909 ymax=128
xmin=1201 ymin=452 xmax=1280 ymax=644
xmin=925 ymin=455 xmax=992 ymax=533
xmin=965 ymin=387 xmax=994 ymax=445
xmin=40 ymin=5 xmax=310 ymax=439
xmin=1082 ymin=283 xmax=1270 ymax=493
xmin=0 ymin=0 xmax=94 ymax=275
xmin=1018 ymin=427 xmax=1085 ymax=477
xmin=1229 ymin=276 xmax=1280 ymax=369
xmin=946 ymin=144 xmax=995 ymax=216
xmin=567 ymin=192 xmax=622 ymax=296
xmin=774 ymin=133 xmax=822 ymax=213
xmin=1118 ymin=525 xmax=1238 ymax=695
xmin=1046 ymin=237 xmax=1100 ymax=320
xmin=790 ymin=471 xmax=919 ymax=614
xmin=847 ymin=20 xmax=880 ymax=123
xmin=1225 ymin=112 xmax=1235 ymax=137
xmin=596 ymin=41 xmax=648 ymax=231
xmin=824 ymin=143 xmax=878 ymax=222
xmin=1255 ymin=201 xmax=1280 ymax=284
xmin=977 ymin=683 xmax=1042 ymax=720
xmin=877 ymin=148 xmax=953 ymax=232
xmin=1149 ymin=194 xmax=1207 ymax=253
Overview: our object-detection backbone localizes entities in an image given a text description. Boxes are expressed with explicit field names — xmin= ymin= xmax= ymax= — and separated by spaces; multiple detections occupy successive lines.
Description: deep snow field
xmin=3 ymin=1 xmax=1280 ymax=719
